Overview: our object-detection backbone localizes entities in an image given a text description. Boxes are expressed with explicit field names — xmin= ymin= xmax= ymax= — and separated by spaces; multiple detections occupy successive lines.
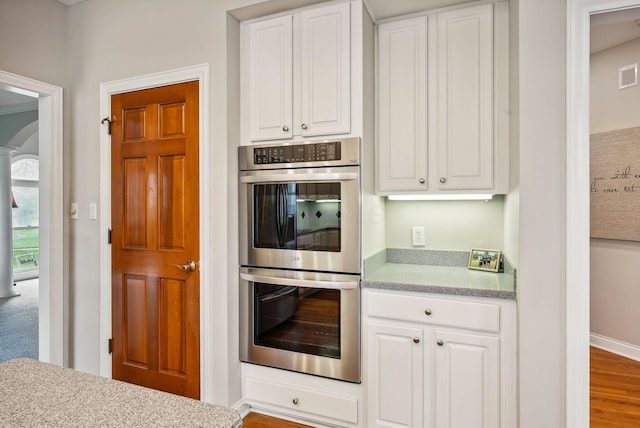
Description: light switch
xmin=89 ymin=202 xmax=97 ymax=220
xmin=70 ymin=203 xmax=78 ymax=220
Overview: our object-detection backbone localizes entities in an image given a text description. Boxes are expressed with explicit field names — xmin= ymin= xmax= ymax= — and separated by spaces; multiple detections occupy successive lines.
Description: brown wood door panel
xmin=111 ymin=81 xmax=200 ymax=399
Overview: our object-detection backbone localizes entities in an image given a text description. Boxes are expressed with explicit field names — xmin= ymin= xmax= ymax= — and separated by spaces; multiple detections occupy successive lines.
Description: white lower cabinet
xmin=364 ymin=290 xmax=516 ymax=428
xmin=434 ymin=330 xmax=500 ymax=428
xmin=367 ymin=323 xmax=424 ymax=427
xmin=242 ymin=363 xmax=362 ymax=427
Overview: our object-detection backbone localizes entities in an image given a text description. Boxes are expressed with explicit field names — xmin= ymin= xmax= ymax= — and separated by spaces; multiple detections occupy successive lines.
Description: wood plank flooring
xmin=243 ymin=412 xmax=312 ymax=428
xmin=591 ymin=346 xmax=640 ymax=427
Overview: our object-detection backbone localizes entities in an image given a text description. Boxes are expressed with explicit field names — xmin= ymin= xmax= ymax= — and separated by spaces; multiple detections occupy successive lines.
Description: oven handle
xmin=240 ymin=172 xmax=358 ymax=183
xmin=240 ymin=272 xmax=359 ymax=290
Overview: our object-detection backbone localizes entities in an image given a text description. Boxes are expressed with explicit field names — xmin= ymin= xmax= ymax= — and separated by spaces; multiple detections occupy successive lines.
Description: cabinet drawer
xmin=367 ymin=292 xmax=500 ymax=333
xmin=244 ymin=377 xmax=358 ymax=424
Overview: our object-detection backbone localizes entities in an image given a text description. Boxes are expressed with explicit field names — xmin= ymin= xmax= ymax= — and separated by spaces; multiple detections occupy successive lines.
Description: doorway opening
xmin=567 ymin=1 xmax=640 ymax=426
xmin=0 ymin=70 xmax=64 ymax=366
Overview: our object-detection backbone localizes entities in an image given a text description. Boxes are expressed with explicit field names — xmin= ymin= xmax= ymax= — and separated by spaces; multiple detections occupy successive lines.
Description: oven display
xmin=253 ymin=141 xmax=341 ymax=165
xmin=254 ymin=283 xmax=340 ymax=359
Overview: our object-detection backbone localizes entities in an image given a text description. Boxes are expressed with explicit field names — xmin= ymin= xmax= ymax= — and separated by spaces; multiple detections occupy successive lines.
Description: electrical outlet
xmin=412 ymin=226 xmax=425 ymax=247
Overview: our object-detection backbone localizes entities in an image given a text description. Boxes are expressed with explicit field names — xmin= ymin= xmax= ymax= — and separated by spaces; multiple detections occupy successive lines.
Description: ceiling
xmin=590 ymin=7 xmax=640 ymax=54
xmin=0 ymin=87 xmax=38 ymax=116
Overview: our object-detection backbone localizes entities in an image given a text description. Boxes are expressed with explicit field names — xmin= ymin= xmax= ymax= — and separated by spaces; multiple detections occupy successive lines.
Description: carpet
xmin=0 ymin=279 xmax=38 ymax=362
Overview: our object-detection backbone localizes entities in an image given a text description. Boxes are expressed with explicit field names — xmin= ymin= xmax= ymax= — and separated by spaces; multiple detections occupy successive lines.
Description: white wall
xmin=591 ymin=37 xmax=640 ymax=134
xmin=0 ymin=0 xmax=67 ymax=87
xmin=590 ymin=37 xmax=640 ymax=348
xmin=385 ymin=197 xmax=505 ymax=251
xmin=65 ymin=0 xmax=264 ymax=405
xmin=0 ymin=110 xmax=38 ymax=147
xmin=517 ymin=0 xmax=566 ymax=426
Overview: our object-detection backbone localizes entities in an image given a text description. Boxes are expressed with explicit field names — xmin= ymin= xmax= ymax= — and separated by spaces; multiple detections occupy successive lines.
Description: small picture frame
xmin=468 ymin=248 xmax=502 ymax=272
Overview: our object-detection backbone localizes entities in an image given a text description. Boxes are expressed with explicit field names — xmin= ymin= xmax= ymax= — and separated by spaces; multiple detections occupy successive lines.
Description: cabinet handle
xmin=419 ymin=178 xmax=425 ymax=184
xmin=439 ymin=177 xmax=447 ymax=184
xmin=424 ymin=309 xmax=432 ymax=316
xmin=437 ymin=339 xmax=444 ymax=347
xmin=283 ymin=125 xmax=289 ymax=132
xmin=413 ymin=337 xmax=420 ymax=344
xmin=301 ymin=123 xmax=308 ymax=130
xmin=292 ymin=398 xmax=299 ymax=405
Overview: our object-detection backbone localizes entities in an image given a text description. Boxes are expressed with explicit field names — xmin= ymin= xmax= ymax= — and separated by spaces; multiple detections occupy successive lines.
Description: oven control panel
xmin=253 ymin=141 xmax=341 ymax=165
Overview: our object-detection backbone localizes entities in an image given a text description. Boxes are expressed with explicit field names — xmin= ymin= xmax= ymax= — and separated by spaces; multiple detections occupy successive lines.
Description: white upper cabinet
xmin=436 ymin=4 xmax=493 ymax=191
xmin=376 ymin=17 xmax=428 ymax=193
xmin=376 ymin=1 xmax=509 ymax=195
xmin=248 ymin=15 xmax=293 ymax=141
xmin=244 ymin=2 xmax=351 ymax=143
xmin=300 ymin=4 xmax=351 ymax=137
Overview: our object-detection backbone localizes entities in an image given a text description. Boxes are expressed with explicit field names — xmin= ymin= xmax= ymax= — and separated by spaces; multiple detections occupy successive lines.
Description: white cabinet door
xmin=300 ymin=2 xmax=351 ymax=137
xmin=248 ymin=15 xmax=293 ymax=141
xmin=436 ymin=4 xmax=494 ymax=190
xmin=367 ymin=322 xmax=424 ymax=428
xmin=434 ymin=330 xmax=499 ymax=428
xmin=376 ymin=17 xmax=428 ymax=193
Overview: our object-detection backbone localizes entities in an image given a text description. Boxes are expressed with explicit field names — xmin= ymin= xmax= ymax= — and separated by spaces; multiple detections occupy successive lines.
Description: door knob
xmin=175 ymin=260 xmax=197 ymax=272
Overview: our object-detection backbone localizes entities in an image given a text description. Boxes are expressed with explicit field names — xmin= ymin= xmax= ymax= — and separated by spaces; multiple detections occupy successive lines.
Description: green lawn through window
xmin=12 ymin=228 xmax=39 ymax=270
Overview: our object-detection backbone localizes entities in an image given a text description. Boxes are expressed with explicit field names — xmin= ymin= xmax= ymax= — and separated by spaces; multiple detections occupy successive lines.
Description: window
xmin=11 ymin=156 xmax=39 ymax=278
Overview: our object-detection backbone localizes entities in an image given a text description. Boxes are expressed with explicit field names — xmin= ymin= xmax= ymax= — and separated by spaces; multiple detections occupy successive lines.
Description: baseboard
xmin=232 ymin=400 xmax=251 ymax=418
xmin=590 ymin=333 xmax=640 ymax=362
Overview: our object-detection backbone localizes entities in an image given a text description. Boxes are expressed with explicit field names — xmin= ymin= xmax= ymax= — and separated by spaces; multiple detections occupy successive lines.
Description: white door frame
xmin=98 ymin=64 xmax=212 ymax=399
xmin=567 ymin=1 xmax=640 ymax=426
xmin=0 ymin=70 xmax=65 ymax=366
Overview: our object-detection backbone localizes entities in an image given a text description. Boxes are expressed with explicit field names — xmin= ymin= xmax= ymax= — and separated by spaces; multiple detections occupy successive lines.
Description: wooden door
xmin=111 ymin=81 xmax=200 ymax=399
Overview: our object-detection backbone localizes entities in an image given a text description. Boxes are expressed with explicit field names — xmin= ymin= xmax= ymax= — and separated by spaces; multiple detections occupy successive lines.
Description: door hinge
xmin=101 ymin=116 xmax=112 ymax=135
xmin=108 ymin=338 xmax=113 ymax=354
xmin=108 ymin=228 xmax=112 ymax=244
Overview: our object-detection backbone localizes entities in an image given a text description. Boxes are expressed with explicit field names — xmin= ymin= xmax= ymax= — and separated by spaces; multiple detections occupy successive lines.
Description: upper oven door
xmin=239 ymin=166 xmax=361 ymax=274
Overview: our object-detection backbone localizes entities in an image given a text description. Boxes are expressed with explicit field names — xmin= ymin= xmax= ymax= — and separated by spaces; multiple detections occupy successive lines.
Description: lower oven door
xmin=239 ymin=267 xmax=360 ymax=383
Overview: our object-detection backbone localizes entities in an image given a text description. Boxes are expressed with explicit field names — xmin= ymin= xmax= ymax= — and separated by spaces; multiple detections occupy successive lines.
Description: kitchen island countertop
xmin=362 ymin=255 xmax=516 ymax=300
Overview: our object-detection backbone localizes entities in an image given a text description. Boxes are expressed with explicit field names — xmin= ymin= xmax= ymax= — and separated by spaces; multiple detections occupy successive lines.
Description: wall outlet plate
xmin=412 ymin=226 xmax=425 ymax=246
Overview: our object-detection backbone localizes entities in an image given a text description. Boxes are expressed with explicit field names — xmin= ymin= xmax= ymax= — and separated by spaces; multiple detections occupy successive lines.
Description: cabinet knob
xmin=301 ymin=123 xmax=308 ymax=130
xmin=292 ymin=398 xmax=299 ymax=405
xmin=437 ymin=339 xmax=444 ymax=347
xmin=424 ymin=309 xmax=432 ymax=316
xmin=413 ymin=337 xmax=420 ymax=344
xmin=439 ymin=177 xmax=446 ymax=184
xmin=419 ymin=178 xmax=425 ymax=184
xmin=283 ymin=125 xmax=289 ymax=132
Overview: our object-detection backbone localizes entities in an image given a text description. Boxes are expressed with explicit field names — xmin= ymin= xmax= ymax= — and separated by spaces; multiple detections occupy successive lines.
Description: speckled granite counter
xmin=0 ymin=358 xmax=242 ymax=427
xmin=362 ymin=249 xmax=516 ymax=299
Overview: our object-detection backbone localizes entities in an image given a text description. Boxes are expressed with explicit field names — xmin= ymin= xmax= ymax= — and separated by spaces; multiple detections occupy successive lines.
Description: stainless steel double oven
xmin=239 ymin=137 xmax=361 ymax=383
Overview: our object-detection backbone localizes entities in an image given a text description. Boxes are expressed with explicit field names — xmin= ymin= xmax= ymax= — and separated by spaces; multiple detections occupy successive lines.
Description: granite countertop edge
xmin=361 ymin=277 xmax=516 ymax=299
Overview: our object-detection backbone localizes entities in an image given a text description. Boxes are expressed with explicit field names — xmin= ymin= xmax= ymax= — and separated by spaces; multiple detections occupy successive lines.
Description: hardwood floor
xmin=591 ymin=346 xmax=640 ymax=427
xmin=243 ymin=412 xmax=313 ymax=428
